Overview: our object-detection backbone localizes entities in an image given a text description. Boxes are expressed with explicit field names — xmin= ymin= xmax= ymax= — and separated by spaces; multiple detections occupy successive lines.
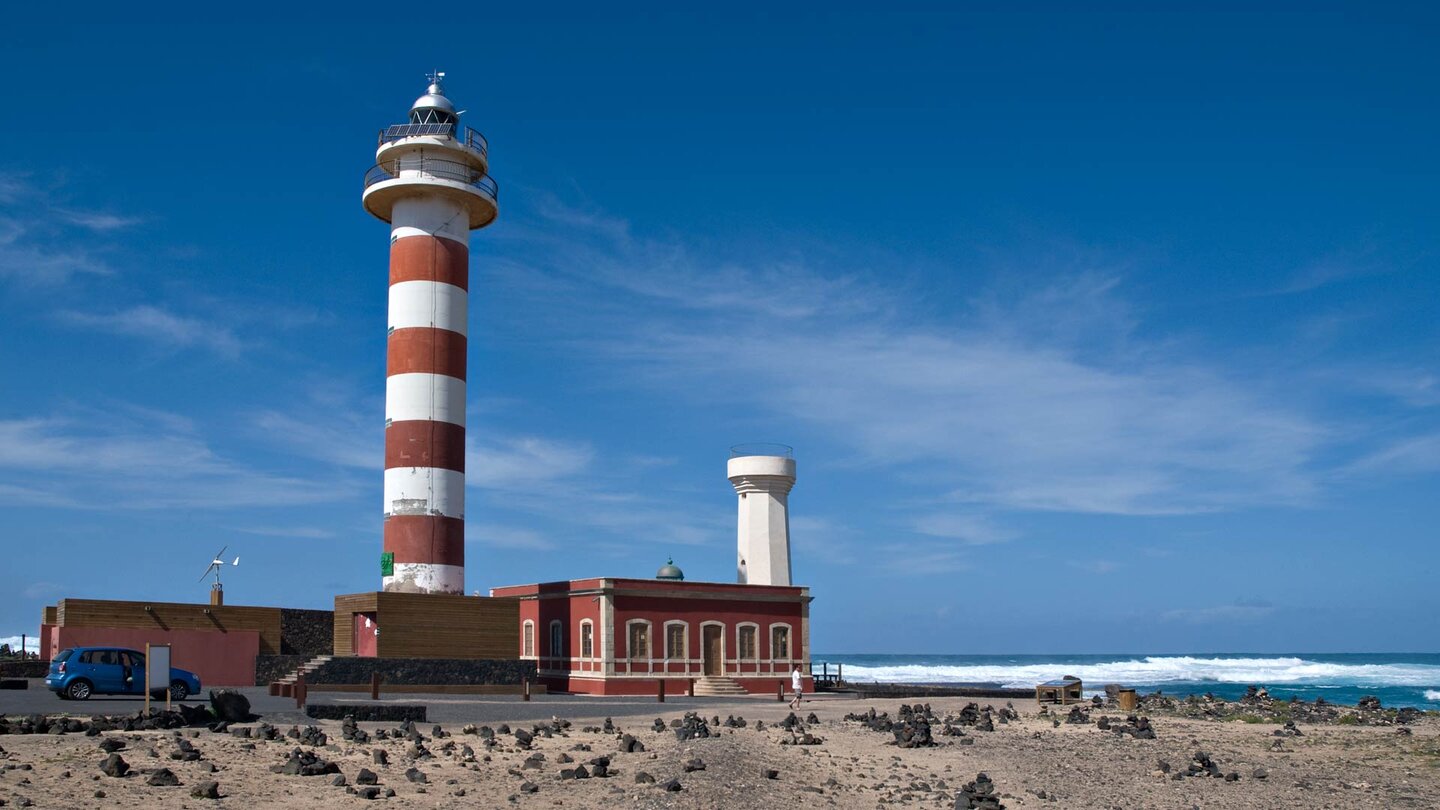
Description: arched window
xmin=580 ymin=620 xmax=594 ymax=659
xmin=770 ymin=623 xmax=791 ymax=660
xmin=627 ymin=619 xmax=652 ymax=661
xmin=664 ymin=621 xmax=687 ymax=659
xmin=549 ymin=620 xmax=563 ymax=659
xmin=737 ymin=624 xmax=758 ymax=660
xmin=521 ymin=620 xmax=535 ymax=658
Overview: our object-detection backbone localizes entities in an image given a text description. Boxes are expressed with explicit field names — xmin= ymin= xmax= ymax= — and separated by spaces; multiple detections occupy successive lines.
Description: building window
xmin=628 ymin=620 xmax=651 ymax=660
xmin=665 ymin=622 xmax=686 ymax=659
xmin=522 ymin=620 xmax=535 ymax=658
xmin=549 ymin=621 xmax=563 ymax=659
xmin=771 ymin=624 xmax=790 ymax=660
xmin=738 ymin=625 xmax=757 ymax=660
xmin=580 ymin=621 xmax=594 ymax=659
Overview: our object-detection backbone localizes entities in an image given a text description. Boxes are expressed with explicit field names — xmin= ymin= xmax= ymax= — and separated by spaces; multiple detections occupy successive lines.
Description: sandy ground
xmin=2 ymin=693 xmax=1438 ymax=809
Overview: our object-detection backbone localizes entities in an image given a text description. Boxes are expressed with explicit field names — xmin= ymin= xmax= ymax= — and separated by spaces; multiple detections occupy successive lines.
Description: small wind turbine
xmin=199 ymin=546 xmax=240 ymax=606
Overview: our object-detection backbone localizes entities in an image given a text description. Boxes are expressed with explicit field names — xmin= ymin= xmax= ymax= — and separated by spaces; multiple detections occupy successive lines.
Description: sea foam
xmin=837 ymin=656 xmax=1440 ymax=690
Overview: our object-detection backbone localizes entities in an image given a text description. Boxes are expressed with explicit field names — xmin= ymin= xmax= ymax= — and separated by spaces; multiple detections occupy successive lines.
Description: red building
xmin=491 ymin=571 xmax=813 ymax=696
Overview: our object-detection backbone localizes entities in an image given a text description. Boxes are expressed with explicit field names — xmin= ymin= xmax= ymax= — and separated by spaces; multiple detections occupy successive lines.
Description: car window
xmin=78 ymin=650 xmax=97 ymax=664
xmin=100 ymin=650 xmax=118 ymax=665
xmin=54 ymin=649 xmax=74 ymax=663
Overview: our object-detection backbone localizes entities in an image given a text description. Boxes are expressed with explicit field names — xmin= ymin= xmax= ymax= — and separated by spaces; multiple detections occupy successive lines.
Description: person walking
xmin=788 ymin=664 xmax=804 ymax=710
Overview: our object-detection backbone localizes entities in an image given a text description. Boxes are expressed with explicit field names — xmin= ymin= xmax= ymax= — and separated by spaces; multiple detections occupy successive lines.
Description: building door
xmin=353 ymin=612 xmax=379 ymax=657
xmin=702 ymin=625 xmax=723 ymax=676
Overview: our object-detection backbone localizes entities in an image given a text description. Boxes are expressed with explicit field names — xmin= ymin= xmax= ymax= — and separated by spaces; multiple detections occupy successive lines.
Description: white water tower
xmin=728 ymin=444 xmax=796 ymax=586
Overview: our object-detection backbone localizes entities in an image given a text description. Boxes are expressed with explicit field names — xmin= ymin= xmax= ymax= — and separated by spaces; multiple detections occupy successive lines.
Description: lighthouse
xmin=362 ymin=73 xmax=498 ymax=594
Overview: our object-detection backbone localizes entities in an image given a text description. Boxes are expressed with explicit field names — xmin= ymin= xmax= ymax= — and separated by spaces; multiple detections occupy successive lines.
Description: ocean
xmin=815 ymin=653 xmax=1440 ymax=709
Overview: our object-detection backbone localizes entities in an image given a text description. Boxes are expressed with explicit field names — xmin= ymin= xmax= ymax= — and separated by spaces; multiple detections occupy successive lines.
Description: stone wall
xmin=279 ymin=609 xmax=334 ymax=656
xmin=254 ymin=655 xmax=311 ymax=686
xmin=0 ymin=661 xmax=47 ymax=678
xmin=306 ymin=657 xmax=536 ymax=686
xmin=305 ymin=704 xmax=427 ymax=722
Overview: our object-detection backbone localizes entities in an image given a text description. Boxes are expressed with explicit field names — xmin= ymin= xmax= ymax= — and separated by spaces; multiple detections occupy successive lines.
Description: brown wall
xmin=333 ymin=592 xmax=518 ymax=660
xmin=56 ymin=599 xmax=285 ymax=654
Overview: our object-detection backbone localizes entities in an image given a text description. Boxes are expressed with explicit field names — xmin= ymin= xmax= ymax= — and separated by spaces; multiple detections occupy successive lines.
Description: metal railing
xmin=729 ymin=443 xmax=794 ymax=458
xmin=376 ymin=123 xmax=489 ymax=160
xmin=363 ymin=157 xmax=499 ymax=203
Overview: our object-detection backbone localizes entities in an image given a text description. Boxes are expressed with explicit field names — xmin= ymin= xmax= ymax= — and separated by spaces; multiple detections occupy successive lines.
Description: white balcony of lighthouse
xmin=362 ymin=75 xmax=498 ymax=229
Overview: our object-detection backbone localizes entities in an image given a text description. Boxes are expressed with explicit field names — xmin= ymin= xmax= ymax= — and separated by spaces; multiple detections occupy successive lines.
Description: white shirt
xmin=791 ymin=670 xmax=802 ymax=690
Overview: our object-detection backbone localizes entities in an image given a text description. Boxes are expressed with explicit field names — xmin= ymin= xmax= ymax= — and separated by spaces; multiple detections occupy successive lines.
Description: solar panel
xmin=380 ymin=123 xmax=455 ymax=143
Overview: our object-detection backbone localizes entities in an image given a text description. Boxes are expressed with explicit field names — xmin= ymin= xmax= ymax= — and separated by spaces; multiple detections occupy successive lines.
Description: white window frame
xmin=625 ymin=618 xmax=653 ymax=661
xmin=770 ymin=622 xmax=793 ymax=662
xmin=579 ymin=620 xmax=594 ymax=659
xmin=521 ymin=620 xmax=535 ymax=658
xmin=736 ymin=622 xmax=760 ymax=661
xmin=663 ymin=620 xmax=689 ymax=660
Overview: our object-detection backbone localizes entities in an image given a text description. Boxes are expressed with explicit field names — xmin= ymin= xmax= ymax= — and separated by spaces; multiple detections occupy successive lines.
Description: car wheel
xmin=169 ymin=681 xmax=190 ymax=701
xmin=66 ymin=679 xmax=93 ymax=700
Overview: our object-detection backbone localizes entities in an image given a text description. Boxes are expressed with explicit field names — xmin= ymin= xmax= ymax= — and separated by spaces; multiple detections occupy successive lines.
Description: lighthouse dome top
xmin=410 ymin=72 xmax=457 ymax=124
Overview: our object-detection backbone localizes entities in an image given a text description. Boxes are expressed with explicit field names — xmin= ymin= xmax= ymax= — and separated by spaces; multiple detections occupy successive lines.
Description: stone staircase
xmin=276 ymin=654 xmax=332 ymax=685
xmin=691 ymin=676 xmax=749 ymax=697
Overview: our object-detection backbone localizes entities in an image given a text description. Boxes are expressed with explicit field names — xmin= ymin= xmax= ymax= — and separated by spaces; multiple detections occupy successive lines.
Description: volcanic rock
xmin=99 ymin=753 xmax=129 ymax=778
xmin=146 ymin=768 xmax=181 ymax=787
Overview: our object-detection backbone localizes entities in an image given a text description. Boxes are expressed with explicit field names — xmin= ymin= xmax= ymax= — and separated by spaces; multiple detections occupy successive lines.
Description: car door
xmin=84 ymin=649 xmax=126 ymax=693
xmin=118 ymin=650 xmax=144 ymax=694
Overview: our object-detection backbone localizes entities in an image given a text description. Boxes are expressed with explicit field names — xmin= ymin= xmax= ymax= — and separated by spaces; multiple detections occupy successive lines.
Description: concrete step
xmin=276 ymin=655 xmax=333 ymax=684
xmin=692 ymin=676 xmax=749 ymax=696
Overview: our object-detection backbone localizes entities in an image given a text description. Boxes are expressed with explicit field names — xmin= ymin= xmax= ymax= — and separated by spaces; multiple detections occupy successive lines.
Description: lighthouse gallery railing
xmin=363 ymin=157 xmax=499 ymax=203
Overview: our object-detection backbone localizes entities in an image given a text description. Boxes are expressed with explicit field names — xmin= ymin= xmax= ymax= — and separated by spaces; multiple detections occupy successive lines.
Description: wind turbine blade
xmin=232 ymin=556 xmax=240 ymax=566
xmin=198 ymin=564 xmax=216 ymax=582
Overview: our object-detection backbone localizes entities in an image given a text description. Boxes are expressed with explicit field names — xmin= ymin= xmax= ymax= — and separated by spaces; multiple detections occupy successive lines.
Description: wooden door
xmin=702 ymin=625 xmax=723 ymax=676
xmin=353 ymin=612 xmax=379 ymax=658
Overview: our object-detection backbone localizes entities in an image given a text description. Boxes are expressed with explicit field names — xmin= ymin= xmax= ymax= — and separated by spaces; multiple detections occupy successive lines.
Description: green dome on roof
xmin=656 ymin=557 xmax=685 ymax=581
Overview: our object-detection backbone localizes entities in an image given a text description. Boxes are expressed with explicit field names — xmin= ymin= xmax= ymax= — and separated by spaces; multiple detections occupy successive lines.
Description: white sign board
xmin=146 ymin=644 xmax=171 ymax=700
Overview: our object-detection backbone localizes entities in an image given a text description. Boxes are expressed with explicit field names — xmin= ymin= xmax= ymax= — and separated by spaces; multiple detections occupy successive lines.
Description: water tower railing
xmin=729 ymin=443 xmax=794 ymax=458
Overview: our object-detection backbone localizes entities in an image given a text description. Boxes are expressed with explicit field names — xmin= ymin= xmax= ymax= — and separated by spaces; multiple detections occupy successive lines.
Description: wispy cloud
xmin=58 ymin=305 xmax=244 ymax=357
xmin=466 ymin=523 xmax=555 ymax=551
xmin=233 ymin=526 xmax=337 ymax=540
xmin=0 ymin=174 xmax=137 ymax=285
xmin=0 ymin=411 xmax=345 ymax=510
xmin=468 ymin=436 xmax=595 ymax=490
xmin=1343 ymin=432 xmax=1440 ymax=477
xmin=878 ymin=543 xmax=971 ymax=574
xmin=1160 ymin=599 xmax=1276 ymax=624
xmin=912 ymin=513 xmax=1016 ymax=545
xmin=53 ymin=208 xmax=145 ymax=231
xmin=1067 ymin=559 xmax=1119 ymax=575
xmin=497 ymin=199 xmax=1333 ymax=518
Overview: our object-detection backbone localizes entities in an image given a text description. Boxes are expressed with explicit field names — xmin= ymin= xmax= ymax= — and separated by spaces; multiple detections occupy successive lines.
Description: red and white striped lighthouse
xmin=362 ymin=73 xmax=498 ymax=594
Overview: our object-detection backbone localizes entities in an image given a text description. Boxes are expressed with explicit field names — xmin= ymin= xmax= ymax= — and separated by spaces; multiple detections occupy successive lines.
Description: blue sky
xmin=2 ymin=8 xmax=1438 ymax=654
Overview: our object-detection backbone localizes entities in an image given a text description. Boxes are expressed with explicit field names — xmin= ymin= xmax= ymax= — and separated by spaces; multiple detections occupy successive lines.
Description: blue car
xmin=45 ymin=647 xmax=202 ymax=701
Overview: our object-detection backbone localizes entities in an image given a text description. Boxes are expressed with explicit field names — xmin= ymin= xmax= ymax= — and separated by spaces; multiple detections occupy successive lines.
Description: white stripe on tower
xmin=382 ymin=194 xmax=469 ymax=595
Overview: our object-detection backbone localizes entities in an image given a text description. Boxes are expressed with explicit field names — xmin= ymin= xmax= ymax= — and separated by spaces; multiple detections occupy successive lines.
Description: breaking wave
xmin=837 ymin=656 xmax=1440 ymax=690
